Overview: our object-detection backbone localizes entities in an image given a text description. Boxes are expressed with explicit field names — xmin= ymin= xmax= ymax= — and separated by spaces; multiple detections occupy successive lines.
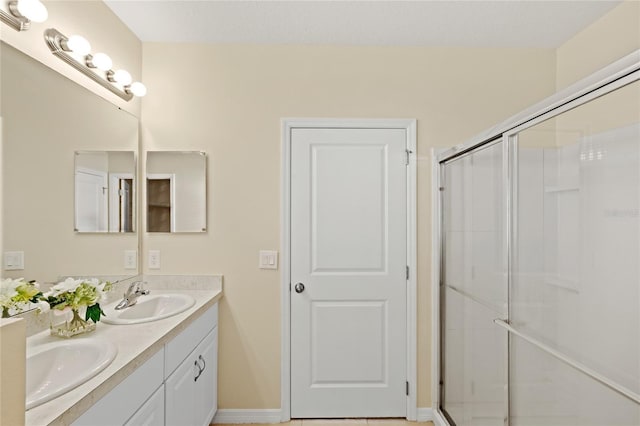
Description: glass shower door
xmin=439 ymin=65 xmax=640 ymax=426
xmin=441 ymin=141 xmax=507 ymax=426
xmin=509 ymin=79 xmax=640 ymax=426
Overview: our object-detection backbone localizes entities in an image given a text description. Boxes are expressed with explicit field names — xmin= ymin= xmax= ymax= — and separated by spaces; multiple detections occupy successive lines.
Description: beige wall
xmin=0 ymin=0 xmax=142 ymax=117
xmin=140 ymin=44 xmax=557 ymax=409
xmin=556 ymin=0 xmax=640 ymax=90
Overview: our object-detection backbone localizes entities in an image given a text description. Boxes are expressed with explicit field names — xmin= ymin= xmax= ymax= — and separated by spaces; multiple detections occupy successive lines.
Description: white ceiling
xmin=104 ymin=0 xmax=621 ymax=48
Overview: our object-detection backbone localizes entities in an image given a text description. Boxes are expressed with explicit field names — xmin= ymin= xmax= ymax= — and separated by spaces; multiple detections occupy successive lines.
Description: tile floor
xmin=217 ymin=420 xmax=434 ymax=426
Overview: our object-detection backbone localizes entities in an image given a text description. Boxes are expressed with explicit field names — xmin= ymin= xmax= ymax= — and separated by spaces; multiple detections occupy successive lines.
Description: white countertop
xmin=25 ymin=286 xmax=223 ymax=426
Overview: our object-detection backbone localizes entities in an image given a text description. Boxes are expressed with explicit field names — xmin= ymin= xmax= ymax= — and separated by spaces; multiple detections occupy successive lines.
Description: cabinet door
xmin=166 ymin=326 xmax=218 ymax=426
xmin=196 ymin=327 xmax=218 ymax=426
xmin=124 ymin=385 xmax=164 ymax=426
xmin=165 ymin=351 xmax=199 ymax=426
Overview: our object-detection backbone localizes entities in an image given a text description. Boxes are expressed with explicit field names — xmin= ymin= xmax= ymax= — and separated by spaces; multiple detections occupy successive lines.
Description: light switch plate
xmin=259 ymin=250 xmax=278 ymax=270
xmin=124 ymin=250 xmax=137 ymax=270
xmin=4 ymin=251 xmax=24 ymax=270
xmin=148 ymin=250 xmax=161 ymax=270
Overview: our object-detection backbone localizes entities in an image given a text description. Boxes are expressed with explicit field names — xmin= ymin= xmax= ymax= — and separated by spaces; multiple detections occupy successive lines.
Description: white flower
xmin=49 ymin=278 xmax=83 ymax=296
xmin=0 ymin=278 xmax=22 ymax=307
xmin=33 ymin=300 xmax=50 ymax=314
xmin=1 ymin=278 xmax=40 ymax=314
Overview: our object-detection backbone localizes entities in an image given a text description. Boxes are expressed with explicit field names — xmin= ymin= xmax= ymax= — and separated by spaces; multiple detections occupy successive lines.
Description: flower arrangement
xmin=0 ymin=278 xmax=49 ymax=318
xmin=44 ymin=277 xmax=112 ymax=324
xmin=1 ymin=276 xmax=112 ymax=337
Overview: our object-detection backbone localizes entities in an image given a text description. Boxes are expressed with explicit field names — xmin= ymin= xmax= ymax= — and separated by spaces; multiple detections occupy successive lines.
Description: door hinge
xmin=405 ymin=149 xmax=413 ymax=166
xmin=439 ymin=186 xmax=445 ymax=191
xmin=406 ymin=381 xmax=410 ymax=396
xmin=289 ymin=282 xmax=291 ymax=292
xmin=406 ymin=265 xmax=410 ymax=280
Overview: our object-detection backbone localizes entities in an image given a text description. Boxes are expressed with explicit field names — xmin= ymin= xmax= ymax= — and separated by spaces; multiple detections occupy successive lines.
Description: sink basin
xmin=101 ymin=294 xmax=195 ymax=325
xmin=26 ymin=338 xmax=117 ymax=409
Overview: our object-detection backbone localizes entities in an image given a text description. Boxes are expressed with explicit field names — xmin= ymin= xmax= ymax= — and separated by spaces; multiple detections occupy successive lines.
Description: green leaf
xmin=29 ymin=291 xmax=43 ymax=304
xmin=85 ymin=304 xmax=104 ymax=323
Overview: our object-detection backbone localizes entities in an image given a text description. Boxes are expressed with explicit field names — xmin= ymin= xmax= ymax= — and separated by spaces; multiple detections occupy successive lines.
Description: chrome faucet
xmin=114 ymin=281 xmax=149 ymax=310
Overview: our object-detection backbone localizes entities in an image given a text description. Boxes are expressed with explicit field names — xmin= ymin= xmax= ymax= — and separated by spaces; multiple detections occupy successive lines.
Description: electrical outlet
xmin=148 ymin=250 xmax=161 ymax=269
xmin=124 ymin=250 xmax=137 ymax=270
xmin=4 ymin=251 xmax=24 ymax=270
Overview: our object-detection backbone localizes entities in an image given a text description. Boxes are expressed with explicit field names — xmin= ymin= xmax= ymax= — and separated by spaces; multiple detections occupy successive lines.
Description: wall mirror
xmin=1 ymin=42 xmax=139 ymax=285
xmin=75 ymin=151 xmax=136 ymax=233
xmin=146 ymin=151 xmax=207 ymax=233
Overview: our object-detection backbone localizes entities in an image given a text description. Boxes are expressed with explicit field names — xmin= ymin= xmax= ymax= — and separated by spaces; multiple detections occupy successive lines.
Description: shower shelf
xmin=544 ymin=185 xmax=580 ymax=193
xmin=544 ymin=275 xmax=579 ymax=293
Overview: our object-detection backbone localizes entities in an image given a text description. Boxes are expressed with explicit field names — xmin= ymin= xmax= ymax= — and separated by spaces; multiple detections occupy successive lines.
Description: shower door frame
xmin=433 ymin=135 xmax=510 ymax=426
xmin=432 ymin=50 xmax=640 ymax=426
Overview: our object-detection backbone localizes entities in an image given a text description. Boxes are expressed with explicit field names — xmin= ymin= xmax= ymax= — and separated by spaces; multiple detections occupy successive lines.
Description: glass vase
xmin=50 ymin=308 xmax=96 ymax=338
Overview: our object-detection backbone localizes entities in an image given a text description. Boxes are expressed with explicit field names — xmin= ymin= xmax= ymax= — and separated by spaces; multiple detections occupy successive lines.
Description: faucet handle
xmin=134 ymin=281 xmax=150 ymax=295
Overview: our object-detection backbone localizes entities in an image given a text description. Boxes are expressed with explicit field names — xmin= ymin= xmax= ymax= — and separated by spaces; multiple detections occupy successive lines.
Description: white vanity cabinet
xmin=165 ymin=303 xmax=218 ymax=426
xmin=71 ymin=302 xmax=218 ymax=426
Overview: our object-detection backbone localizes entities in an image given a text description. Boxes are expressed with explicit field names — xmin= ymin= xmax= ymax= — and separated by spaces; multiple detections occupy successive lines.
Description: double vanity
xmin=1 ymin=28 xmax=221 ymax=426
xmin=23 ymin=276 xmax=222 ymax=426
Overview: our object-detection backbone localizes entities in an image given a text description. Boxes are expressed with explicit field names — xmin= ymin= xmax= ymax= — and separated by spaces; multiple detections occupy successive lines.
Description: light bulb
xmin=16 ymin=0 xmax=48 ymax=23
xmin=66 ymin=35 xmax=91 ymax=56
xmin=90 ymin=53 xmax=112 ymax=71
xmin=129 ymin=82 xmax=147 ymax=97
xmin=113 ymin=69 xmax=132 ymax=86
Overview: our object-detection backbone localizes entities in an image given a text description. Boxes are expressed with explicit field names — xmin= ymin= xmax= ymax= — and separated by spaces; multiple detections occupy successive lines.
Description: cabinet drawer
xmin=165 ymin=303 xmax=218 ymax=378
xmin=72 ymin=349 xmax=164 ymax=426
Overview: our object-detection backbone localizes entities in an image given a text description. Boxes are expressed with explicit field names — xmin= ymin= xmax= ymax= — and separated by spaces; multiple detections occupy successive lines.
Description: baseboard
xmin=418 ymin=408 xmax=448 ymax=426
xmin=212 ymin=409 xmax=283 ymax=424
xmin=416 ymin=407 xmax=434 ymax=422
xmin=213 ymin=408 xmax=442 ymax=425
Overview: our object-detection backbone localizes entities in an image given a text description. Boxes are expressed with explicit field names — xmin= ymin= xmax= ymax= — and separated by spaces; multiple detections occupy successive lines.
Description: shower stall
xmin=433 ymin=52 xmax=640 ymax=426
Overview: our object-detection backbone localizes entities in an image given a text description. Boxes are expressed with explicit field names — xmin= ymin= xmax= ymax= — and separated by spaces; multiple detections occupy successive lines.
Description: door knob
xmin=294 ymin=283 xmax=305 ymax=293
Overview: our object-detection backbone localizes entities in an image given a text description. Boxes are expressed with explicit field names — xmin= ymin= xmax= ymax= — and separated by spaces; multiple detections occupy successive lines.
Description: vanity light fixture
xmin=109 ymin=69 xmax=133 ymax=86
xmin=0 ymin=0 xmax=48 ymax=31
xmin=87 ymin=53 xmax=113 ymax=72
xmin=63 ymin=34 xmax=91 ymax=56
xmin=44 ymin=28 xmax=146 ymax=102
xmin=128 ymin=82 xmax=147 ymax=97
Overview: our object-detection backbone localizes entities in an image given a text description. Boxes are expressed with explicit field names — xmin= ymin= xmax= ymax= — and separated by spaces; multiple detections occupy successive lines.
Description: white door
xmin=75 ymin=169 xmax=108 ymax=232
xmin=291 ymin=127 xmax=408 ymax=418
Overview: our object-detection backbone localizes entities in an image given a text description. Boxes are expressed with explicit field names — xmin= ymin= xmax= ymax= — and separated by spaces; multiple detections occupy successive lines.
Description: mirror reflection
xmin=1 ymin=42 xmax=139 ymax=284
xmin=146 ymin=151 xmax=207 ymax=233
xmin=75 ymin=151 xmax=136 ymax=233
